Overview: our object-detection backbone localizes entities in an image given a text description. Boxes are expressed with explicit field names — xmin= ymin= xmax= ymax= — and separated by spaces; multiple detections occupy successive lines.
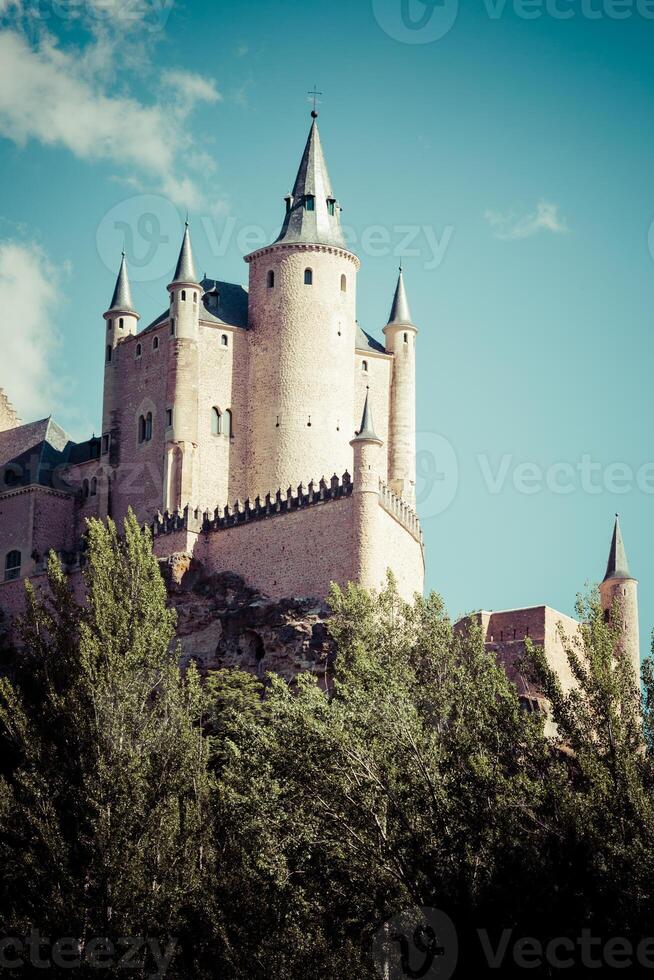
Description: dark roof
xmin=272 ymin=117 xmax=347 ymax=250
xmin=603 ymin=515 xmax=634 ymax=582
xmin=352 ymin=388 xmax=382 ymax=444
xmin=0 ymin=420 xmax=99 ymax=493
xmin=171 ymin=222 xmax=199 ymax=285
xmin=107 ymin=252 xmax=136 ymax=314
xmin=387 ymin=268 xmax=413 ymax=326
xmin=139 ymin=278 xmax=249 ymax=336
xmin=355 ymin=324 xmax=387 ymax=354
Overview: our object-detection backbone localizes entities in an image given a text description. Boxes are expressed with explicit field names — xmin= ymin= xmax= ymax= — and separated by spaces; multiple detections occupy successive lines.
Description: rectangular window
xmin=102 ymin=434 xmax=110 ymax=454
xmin=327 ymin=199 xmax=335 ymax=216
xmin=305 ymin=195 xmax=315 ymax=212
xmin=166 ymin=408 xmax=173 ymax=427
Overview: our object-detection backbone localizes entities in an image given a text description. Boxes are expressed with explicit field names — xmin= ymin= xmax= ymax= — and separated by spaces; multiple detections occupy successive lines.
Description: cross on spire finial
xmin=308 ymin=84 xmax=322 ymax=118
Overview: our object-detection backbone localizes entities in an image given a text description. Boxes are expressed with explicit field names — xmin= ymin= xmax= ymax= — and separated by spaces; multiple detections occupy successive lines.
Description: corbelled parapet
xmin=379 ymin=479 xmax=423 ymax=546
xmin=152 ymin=471 xmax=353 ymax=539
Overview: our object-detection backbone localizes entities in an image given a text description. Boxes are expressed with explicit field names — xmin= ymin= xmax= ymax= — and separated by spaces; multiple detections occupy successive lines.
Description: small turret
xmin=349 ymin=388 xmax=384 ymax=590
xmin=167 ymin=221 xmax=201 ymax=340
xmin=103 ymin=251 xmax=139 ymax=351
xmin=383 ymin=267 xmax=417 ymax=504
xmin=599 ymin=515 xmax=640 ymax=680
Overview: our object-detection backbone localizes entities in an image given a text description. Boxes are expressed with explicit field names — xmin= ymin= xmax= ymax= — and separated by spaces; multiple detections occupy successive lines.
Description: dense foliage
xmin=0 ymin=512 xmax=652 ymax=977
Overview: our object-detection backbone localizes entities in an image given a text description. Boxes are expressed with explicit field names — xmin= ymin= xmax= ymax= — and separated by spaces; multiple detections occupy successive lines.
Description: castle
xmin=0 ymin=113 xmax=641 ymax=700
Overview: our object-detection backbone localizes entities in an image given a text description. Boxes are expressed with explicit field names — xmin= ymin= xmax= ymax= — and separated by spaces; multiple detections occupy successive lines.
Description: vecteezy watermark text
xmin=0 ymin=929 xmax=176 ymax=976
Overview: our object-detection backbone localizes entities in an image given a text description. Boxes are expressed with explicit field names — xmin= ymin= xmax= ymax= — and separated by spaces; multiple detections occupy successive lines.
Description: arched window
xmin=267 ymin=270 xmax=275 ymax=288
xmin=181 ymin=289 xmax=186 ymax=301
xmin=362 ymin=360 xmax=368 ymax=372
xmin=225 ymin=409 xmax=233 ymax=437
xmin=153 ymin=336 xmax=159 ymax=350
xmin=138 ymin=416 xmax=146 ymax=443
xmin=304 ymin=268 xmax=313 ymax=285
xmin=136 ymin=343 xmax=142 ymax=357
xmin=403 ymin=333 xmax=408 ymax=343
xmin=90 ymin=477 xmax=97 ymax=496
xmin=211 ymin=407 xmax=222 ymax=436
xmin=119 ymin=317 xmax=124 ymax=329
xmin=170 ymin=318 xmax=176 ymax=336
xmin=4 ymin=550 xmax=21 ymax=582
xmin=145 ymin=412 xmax=153 ymax=441
xmin=305 ymin=195 xmax=315 ymax=211
xmin=106 ymin=345 xmax=112 ymax=363
xmin=193 ymin=291 xmax=197 ymax=303
xmin=82 ymin=479 xmax=89 ymax=499
xmin=340 ymin=274 xmax=346 ymax=292
xmin=221 ymin=334 xmax=228 ymax=346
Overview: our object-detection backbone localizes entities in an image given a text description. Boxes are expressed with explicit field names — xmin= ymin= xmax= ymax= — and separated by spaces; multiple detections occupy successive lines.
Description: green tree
xmin=525 ymin=589 xmax=654 ymax=939
xmin=0 ymin=511 xmax=214 ymax=977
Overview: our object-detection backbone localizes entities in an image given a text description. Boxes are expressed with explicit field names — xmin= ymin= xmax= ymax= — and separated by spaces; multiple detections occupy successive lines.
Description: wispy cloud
xmin=0 ymin=6 xmax=221 ymax=208
xmin=0 ymin=238 xmax=62 ymax=422
xmin=485 ymin=201 xmax=569 ymax=241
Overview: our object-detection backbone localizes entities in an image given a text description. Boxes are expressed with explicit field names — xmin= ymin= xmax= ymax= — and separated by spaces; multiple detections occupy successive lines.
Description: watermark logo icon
xmin=372 ymin=0 xmax=459 ymax=43
xmin=96 ymin=194 xmax=183 ymax=283
xmin=372 ymin=907 xmax=458 ymax=979
xmin=416 ymin=432 xmax=459 ymax=518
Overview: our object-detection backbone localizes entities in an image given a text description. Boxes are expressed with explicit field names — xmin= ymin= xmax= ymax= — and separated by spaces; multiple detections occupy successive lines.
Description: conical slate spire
xmin=387 ymin=267 xmax=413 ymax=325
xmin=107 ymin=252 xmax=136 ymax=313
xmin=274 ymin=116 xmax=346 ymax=249
xmin=352 ymin=388 xmax=382 ymax=444
xmin=603 ymin=515 xmax=634 ymax=582
xmin=171 ymin=221 xmax=198 ymax=284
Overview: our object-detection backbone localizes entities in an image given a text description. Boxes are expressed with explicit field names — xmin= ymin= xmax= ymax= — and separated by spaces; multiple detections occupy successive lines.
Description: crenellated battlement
xmin=379 ymin=479 xmax=423 ymax=546
xmin=152 ymin=471 xmax=354 ymax=538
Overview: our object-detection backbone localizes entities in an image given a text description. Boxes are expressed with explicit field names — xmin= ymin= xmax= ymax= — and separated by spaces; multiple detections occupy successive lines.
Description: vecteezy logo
xmin=372 ymin=907 xmax=458 ymax=979
xmin=372 ymin=0 xmax=459 ymax=44
xmin=415 ymin=432 xmax=459 ymax=518
xmin=96 ymin=194 xmax=183 ymax=283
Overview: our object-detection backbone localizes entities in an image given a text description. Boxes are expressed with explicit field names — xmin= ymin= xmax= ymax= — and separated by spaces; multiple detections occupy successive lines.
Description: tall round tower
xmin=245 ymin=113 xmax=360 ymax=496
xmin=599 ymin=515 xmax=640 ymax=682
xmin=383 ymin=268 xmax=417 ymax=505
xmin=102 ymin=252 xmax=139 ymax=437
xmin=163 ymin=223 xmax=200 ymax=511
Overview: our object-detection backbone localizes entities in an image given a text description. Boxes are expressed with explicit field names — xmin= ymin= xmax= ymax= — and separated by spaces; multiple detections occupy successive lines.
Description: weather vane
xmin=307 ymin=85 xmax=322 ymax=118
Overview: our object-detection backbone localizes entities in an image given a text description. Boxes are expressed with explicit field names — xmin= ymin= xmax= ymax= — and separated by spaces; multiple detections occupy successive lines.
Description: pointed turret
xmin=386 ymin=267 xmax=413 ymax=326
xmin=599 ymin=515 xmax=640 ymax=678
xmin=273 ymin=115 xmax=346 ymax=249
xmin=106 ymin=252 xmax=136 ymax=315
xmin=352 ymin=388 xmax=382 ymax=445
xmin=383 ymin=267 xmax=418 ymax=504
xmin=603 ymin=514 xmax=634 ymax=582
xmin=171 ymin=221 xmax=199 ymax=285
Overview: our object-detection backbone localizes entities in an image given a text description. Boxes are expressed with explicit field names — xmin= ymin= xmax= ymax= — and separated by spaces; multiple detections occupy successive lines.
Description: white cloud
xmin=0 ymin=239 xmax=62 ymax=422
xmin=485 ymin=201 xmax=569 ymax=241
xmin=0 ymin=24 xmax=220 ymax=208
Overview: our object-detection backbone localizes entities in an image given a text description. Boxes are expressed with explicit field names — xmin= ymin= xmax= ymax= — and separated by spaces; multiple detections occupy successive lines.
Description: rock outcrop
xmin=161 ymin=554 xmax=335 ymax=685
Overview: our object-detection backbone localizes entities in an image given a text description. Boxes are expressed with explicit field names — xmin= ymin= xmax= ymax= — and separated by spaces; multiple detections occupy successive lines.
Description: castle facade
xmin=0 ymin=113 xmax=424 ymax=610
xmin=0 ymin=114 xmax=640 ymax=702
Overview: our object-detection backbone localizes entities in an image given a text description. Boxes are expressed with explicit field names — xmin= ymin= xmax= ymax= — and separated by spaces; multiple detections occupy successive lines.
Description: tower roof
xmin=386 ymin=267 xmax=413 ymax=326
xmin=106 ymin=252 xmax=136 ymax=314
xmin=273 ymin=116 xmax=346 ymax=249
xmin=171 ymin=221 xmax=199 ymax=285
xmin=603 ymin=515 xmax=635 ymax=582
xmin=352 ymin=388 xmax=382 ymax=445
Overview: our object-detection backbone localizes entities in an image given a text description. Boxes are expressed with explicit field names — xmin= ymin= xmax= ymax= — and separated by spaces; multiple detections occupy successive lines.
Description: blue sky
xmin=0 ymin=0 xmax=652 ymax=657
